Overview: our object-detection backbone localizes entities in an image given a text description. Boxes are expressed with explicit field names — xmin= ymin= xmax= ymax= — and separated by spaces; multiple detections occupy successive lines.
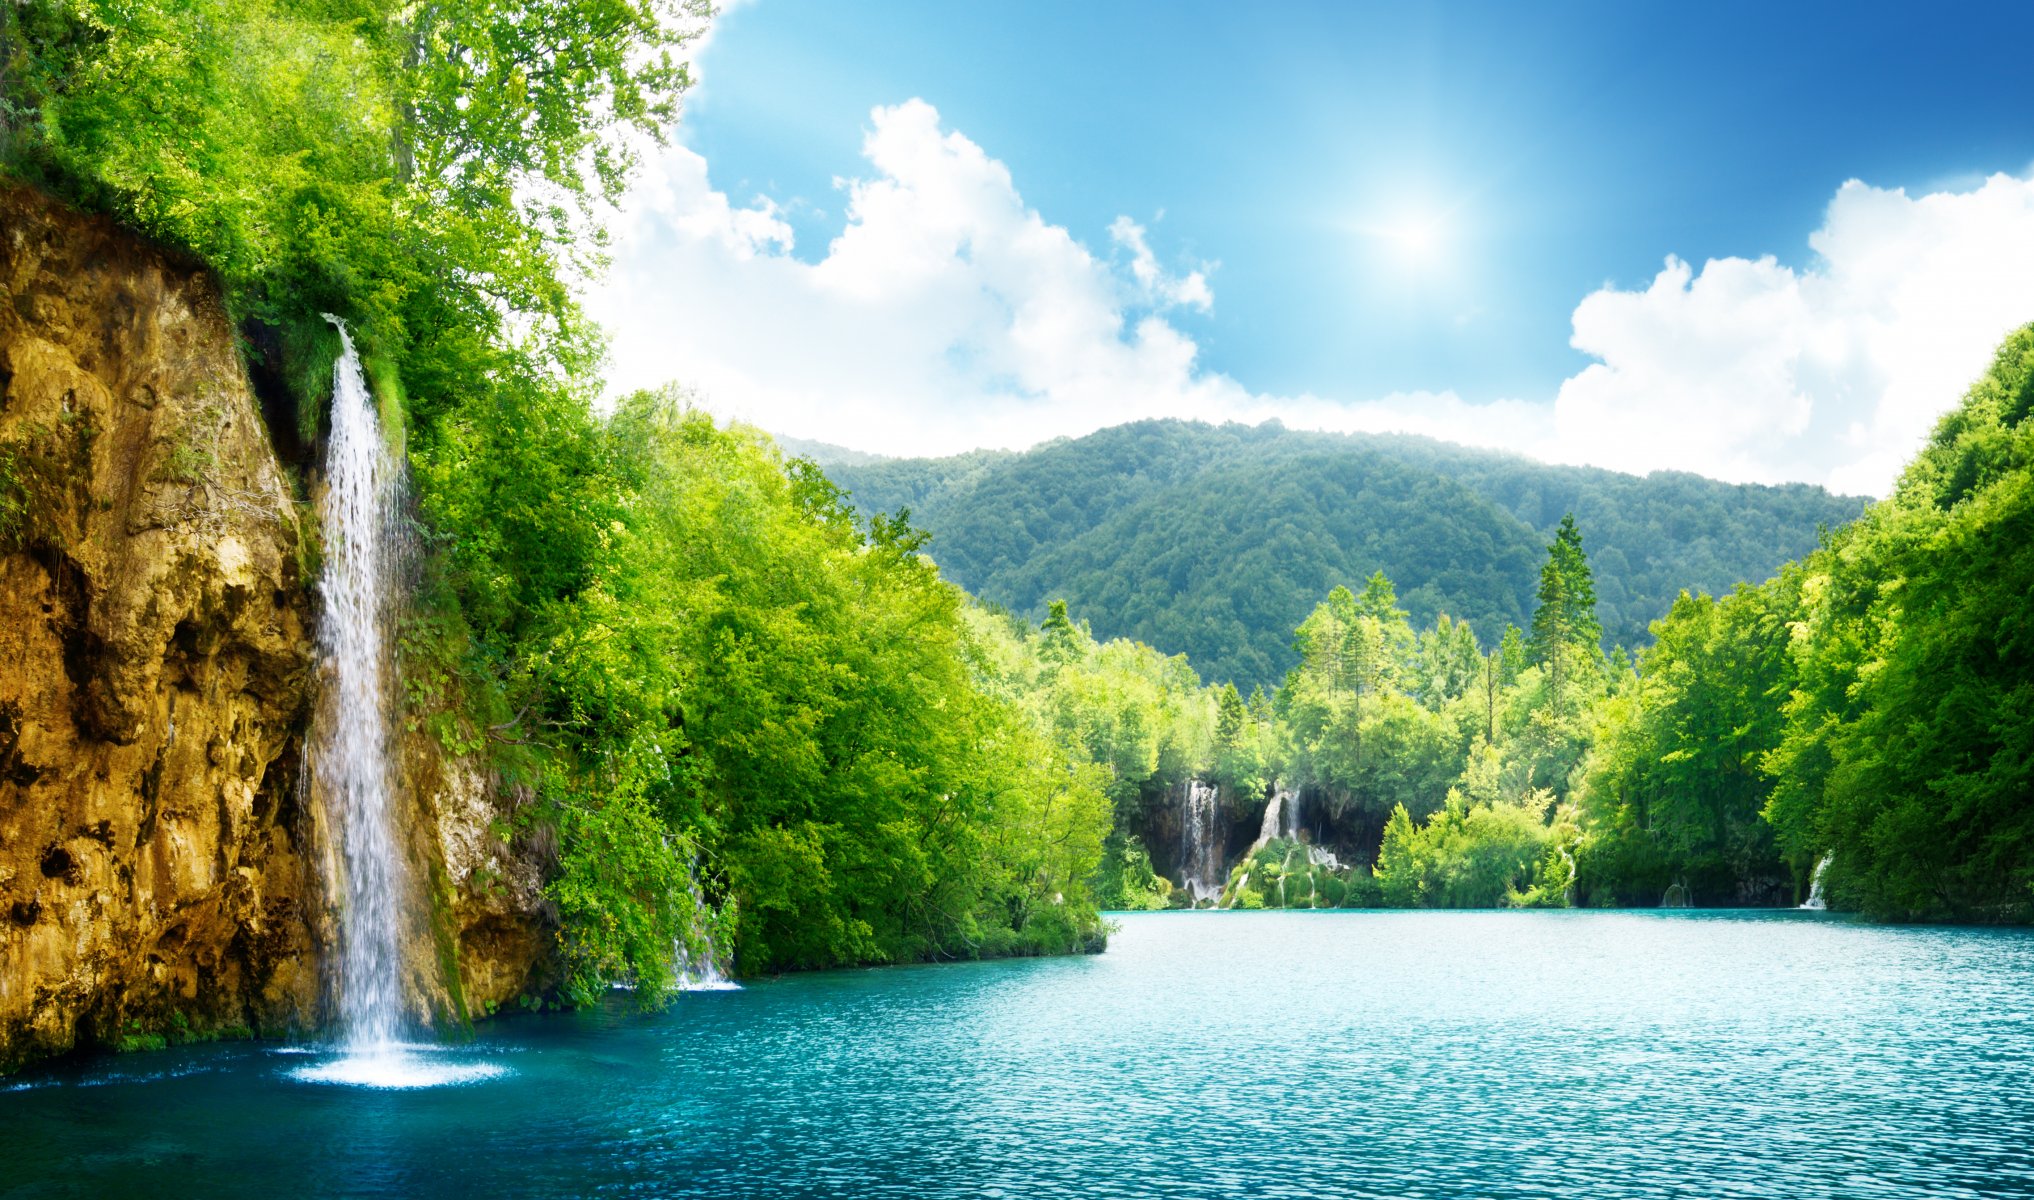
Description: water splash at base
xmin=288 ymin=1044 xmax=509 ymax=1089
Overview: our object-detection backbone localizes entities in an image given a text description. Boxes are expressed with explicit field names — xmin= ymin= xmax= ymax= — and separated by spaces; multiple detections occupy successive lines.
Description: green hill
xmin=808 ymin=420 xmax=1867 ymax=688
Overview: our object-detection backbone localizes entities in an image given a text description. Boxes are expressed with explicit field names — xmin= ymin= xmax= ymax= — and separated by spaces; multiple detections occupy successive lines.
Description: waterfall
xmin=293 ymin=321 xmax=499 ymax=1087
xmin=1800 ymin=855 xmax=1832 ymax=911
xmin=1283 ymin=786 xmax=1303 ymax=841
xmin=1256 ymin=789 xmax=1285 ymax=848
xmin=317 ymin=317 xmax=408 ymax=1051
xmin=1178 ymin=780 xmax=1224 ymax=907
xmin=673 ymin=868 xmax=740 ymax=992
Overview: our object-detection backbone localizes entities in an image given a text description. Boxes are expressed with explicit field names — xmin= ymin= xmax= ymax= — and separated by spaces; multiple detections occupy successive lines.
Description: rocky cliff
xmin=0 ymin=187 xmax=551 ymax=1073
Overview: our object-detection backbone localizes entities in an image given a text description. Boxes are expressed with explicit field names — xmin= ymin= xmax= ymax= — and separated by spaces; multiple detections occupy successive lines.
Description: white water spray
xmin=673 ymin=869 xmax=740 ymax=992
xmin=1800 ymin=855 xmax=1832 ymax=911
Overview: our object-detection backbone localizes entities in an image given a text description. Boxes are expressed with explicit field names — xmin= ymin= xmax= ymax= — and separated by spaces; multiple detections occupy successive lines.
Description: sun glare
xmin=1383 ymin=215 xmax=1443 ymax=263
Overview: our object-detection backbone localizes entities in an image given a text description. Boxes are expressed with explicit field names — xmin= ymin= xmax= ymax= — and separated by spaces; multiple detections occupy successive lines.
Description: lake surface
xmin=5 ymin=910 xmax=2034 ymax=1198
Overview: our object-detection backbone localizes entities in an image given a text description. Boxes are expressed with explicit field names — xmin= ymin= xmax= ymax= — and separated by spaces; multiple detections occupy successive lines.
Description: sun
xmin=1383 ymin=215 xmax=1443 ymax=263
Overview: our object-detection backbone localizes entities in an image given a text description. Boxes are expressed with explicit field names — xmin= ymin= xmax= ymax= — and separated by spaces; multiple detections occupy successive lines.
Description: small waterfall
xmin=1799 ymin=855 xmax=1832 ymax=911
xmin=673 ymin=869 xmax=739 ymax=992
xmin=1256 ymin=789 xmax=1285 ymax=847
xmin=1247 ymin=785 xmax=1302 ymax=865
xmin=1661 ymin=882 xmax=1692 ymax=908
xmin=293 ymin=321 xmax=498 ymax=1088
xmin=1178 ymin=780 xmax=1224 ymax=907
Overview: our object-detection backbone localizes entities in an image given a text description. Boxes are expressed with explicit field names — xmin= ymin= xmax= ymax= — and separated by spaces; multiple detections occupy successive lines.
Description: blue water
xmin=5 ymin=910 xmax=2034 ymax=1198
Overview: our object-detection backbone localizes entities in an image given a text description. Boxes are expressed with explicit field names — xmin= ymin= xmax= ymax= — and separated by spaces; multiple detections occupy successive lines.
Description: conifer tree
xmin=1529 ymin=514 xmax=1603 ymax=712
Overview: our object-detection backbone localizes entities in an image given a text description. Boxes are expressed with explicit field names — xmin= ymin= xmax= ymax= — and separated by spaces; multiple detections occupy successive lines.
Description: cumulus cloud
xmin=1552 ymin=173 xmax=2034 ymax=494
xmin=589 ymin=97 xmax=2034 ymax=494
xmin=591 ymin=99 xmax=1274 ymax=454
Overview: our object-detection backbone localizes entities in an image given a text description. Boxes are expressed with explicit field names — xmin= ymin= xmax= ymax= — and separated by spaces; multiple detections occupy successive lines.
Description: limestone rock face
xmin=0 ymin=186 xmax=325 ymax=1071
xmin=0 ymin=188 xmax=553 ymax=1073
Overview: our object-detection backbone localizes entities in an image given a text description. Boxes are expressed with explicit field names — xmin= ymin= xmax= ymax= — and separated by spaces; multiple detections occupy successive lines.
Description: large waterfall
xmin=295 ymin=321 xmax=499 ymax=1088
xmin=318 ymin=317 xmax=408 ymax=1051
xmin=1179 ymin=780 xmax=1224 ymax=906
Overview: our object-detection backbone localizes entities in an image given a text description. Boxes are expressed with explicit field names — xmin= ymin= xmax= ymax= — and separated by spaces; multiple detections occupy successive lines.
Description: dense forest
xmin=0 ymin=0 xmax=2025 ymax=1035
xmin=1002 ymin=333 xmax=2034 ymax=923
xmin=808 ymin=422 xmax=1866 ymax=688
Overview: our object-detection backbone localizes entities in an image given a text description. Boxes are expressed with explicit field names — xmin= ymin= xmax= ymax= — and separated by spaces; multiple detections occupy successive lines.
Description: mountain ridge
xmin=811 ymin=419 xmax=1867 ymax=687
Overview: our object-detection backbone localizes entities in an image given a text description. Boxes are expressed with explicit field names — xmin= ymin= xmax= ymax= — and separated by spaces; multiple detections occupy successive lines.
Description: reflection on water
xmin=4 ymin=910 xmax=2033 ymax=1199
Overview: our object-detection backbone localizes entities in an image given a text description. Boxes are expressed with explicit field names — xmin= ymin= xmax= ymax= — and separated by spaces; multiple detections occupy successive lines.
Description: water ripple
xmin=3 ymin=911 xmax=2033 ymax=1199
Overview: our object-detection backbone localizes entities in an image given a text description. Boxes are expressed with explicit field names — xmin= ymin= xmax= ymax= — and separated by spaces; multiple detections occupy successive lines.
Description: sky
xmin=586 ymin=1 xmax=2034 ymax=495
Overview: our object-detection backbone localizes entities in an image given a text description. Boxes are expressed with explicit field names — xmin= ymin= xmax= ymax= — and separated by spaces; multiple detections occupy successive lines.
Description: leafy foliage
xmin=1572 ymin=326 xmax=2034 ymax=921
xmin=1575 ymin=581 xmax=1796 ymax=906
xmin=1758 ymin=328 xmax=2034 ymax=920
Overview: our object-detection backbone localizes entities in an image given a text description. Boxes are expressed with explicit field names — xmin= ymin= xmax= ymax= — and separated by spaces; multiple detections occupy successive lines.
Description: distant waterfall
xmin=1179 ymin=780 xmax=1224 ymax=907
xmin=1800 ymin=855 xmax=1832 ymax=911
xmin=1283 ymin=786 xmax=1303 ymax=841
xmin=1255 ymin=788 xmax=1285 ymax=848
xmin=674 ymin=868 xmax=739 ymax=992
xmin=316 ymin=318 xmax=408 ymax=1051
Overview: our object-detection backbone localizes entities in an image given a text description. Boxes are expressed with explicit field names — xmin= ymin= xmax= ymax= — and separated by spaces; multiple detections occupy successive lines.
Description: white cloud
xmin=589 ymin=98 xmax=2034 ymax=495
xmin=591 ymin=99 xmax=1269 ymax=455
xmin=1552 ymin=172 xmax=2034 ymax=494
xmin=1109 ymin=216 xmax=1213 ymax=312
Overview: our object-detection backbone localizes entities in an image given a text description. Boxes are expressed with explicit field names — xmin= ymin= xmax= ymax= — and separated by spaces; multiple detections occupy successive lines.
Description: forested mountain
xmin=810 ymin=421 xmax=1867 ymax=687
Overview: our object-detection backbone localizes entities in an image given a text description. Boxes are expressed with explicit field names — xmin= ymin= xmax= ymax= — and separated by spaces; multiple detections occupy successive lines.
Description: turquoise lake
xmin=4 ymin=910 xmax=2034 ymax=1198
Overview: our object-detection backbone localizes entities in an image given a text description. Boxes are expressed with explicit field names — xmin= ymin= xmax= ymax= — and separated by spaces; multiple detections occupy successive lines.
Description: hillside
xmin=810 ymin=420 xmax=1868 ymax=687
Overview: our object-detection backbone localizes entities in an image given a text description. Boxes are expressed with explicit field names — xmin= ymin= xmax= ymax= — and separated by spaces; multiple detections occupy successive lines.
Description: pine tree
xmin=1529 ymin=514 xmax=1603 ymax=712
xmin=1497 ymin=624 xmax=1528 ymax=686
xmin=1216 ymin=683 xmax=1247 ymax=749
xmin=1040 ymin=598 xmax=1085 ymax=666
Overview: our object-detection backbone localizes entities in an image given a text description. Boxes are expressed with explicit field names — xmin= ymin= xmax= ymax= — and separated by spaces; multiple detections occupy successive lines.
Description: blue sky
xmin=589 ymin=1 xmax=2034 ymax=493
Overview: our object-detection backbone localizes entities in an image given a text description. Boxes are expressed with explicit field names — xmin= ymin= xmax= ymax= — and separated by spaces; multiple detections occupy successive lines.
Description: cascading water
xmin=1255 ymin=789 xmax=1285 ymax=848
xmin=1282 ymin=786 xmax=1303 ymax=841
xmin=294 ymin=319 xmax=498 ymax=1088
xmin=319 ymin=317 xmax=406 ymax=1051
xmin=1179 ymin=780 xmax=1224 ymax=907
xmin=1800 ymin=855 xmax=1832 ymax=911
xmin=1246 ymin=784 xmax=1299 ymax=863
xmin=674 ymin=869 xmax=740 ymax=992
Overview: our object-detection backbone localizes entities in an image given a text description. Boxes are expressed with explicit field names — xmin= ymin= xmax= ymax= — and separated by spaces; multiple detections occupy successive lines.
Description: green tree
xmin=1529 ymin=514 xmax=1603 ymax=713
